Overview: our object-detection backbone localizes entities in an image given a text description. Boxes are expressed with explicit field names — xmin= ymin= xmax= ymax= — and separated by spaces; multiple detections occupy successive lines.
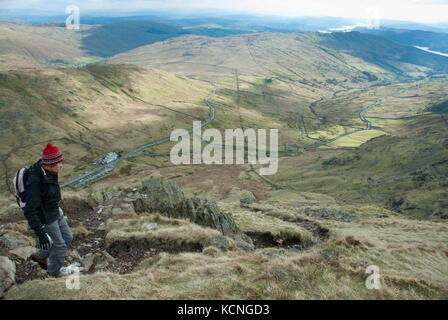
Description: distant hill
xmin=429 ymin=100 xmax=448 ymax=114
xmin=3 ymin=19 xmax=448 ymax=77
xmin=318 ymin=31 xmax=448 ymax=75
xmin=109 ymin=31 xmax=448 ymax=82
xmin=80 ymin=21 xmax=190 ymax=57
xmin=0 ymin=18 xmax=29 ymax=25
xmin=0 ymin=24 xmax=92 ymax=69
xmin=358 ymin=28 xmax=448 ymax=54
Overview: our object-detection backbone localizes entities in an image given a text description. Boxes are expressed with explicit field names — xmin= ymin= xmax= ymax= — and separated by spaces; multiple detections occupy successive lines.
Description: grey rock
xmin=142 ymin=222 xmax=158 ymax=231
xmin=135 ymin=177 xmax=240 ymax=235
xmin=0 ymin=233 xmax=30 ymax=250
xmin=260 ymin=248 xmax=286 ymax=258
xmin=119 ymin=202 xmax=135 ymax=213
xmin=319 ymin=248 xmax=339 ymax=261
xmin=97 ymin=222 xmax=106 ymax=231
xmin=290 ymin=245 xmax=304 ymax=253
xmin=206 ymin=234 xmax=231 ymax=251
xmin=304 ymin=207 xmax=356 ymax=222
xmin=112 ymin=207 xmax=124 ymax=215
xmin=82 ymin=251 xmax=115 ymax=273
xmin=9 ymin=246 xmax=36 ymax=261
xmin=0 ymin=256 xmax=16 ymax=298
xmin=232 ymin=233 xmax=255 ymax=252
xmin=82 ymin=252 xmax=98 ymax=272
xmin=307 ymin=236 xmax=321 ymax=247
xmin=240 ymin=196 xmax=256 ymax=205
xmin=134 ymin=177 xmax=254 ymax=251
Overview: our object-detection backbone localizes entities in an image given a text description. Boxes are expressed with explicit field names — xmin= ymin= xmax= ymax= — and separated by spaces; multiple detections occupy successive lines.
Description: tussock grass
xmin=231 ymin=209 xmax=313 ymax=246
xmin=71 ymin=224 xmax=89 ymax=241
xmin=6 ymin=245 xmax=446 ymax=299
xmin=105 ymin=213 xmax=221 ymax=253
xmin=4 ymin=200 xmax=447 ymax=300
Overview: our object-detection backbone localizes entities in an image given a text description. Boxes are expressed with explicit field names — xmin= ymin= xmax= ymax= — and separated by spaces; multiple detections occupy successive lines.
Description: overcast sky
xmin=1 ymin=0 xmax=448 ymax=23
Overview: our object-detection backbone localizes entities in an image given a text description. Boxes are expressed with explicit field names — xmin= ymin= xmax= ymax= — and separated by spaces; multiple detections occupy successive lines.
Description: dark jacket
xmin=23 ymin=160 xmax=61 ymax=234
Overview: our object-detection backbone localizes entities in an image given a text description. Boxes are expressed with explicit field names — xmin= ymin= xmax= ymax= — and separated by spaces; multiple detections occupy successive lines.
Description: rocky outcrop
xmin=133 ymin=177 xmax=254 ymax=250
xmin=0 ymin=256 xmax=16 ymax=298
xmin=82 ymin=251 xmax=116 ymax=273
xmin=9 ymin=246 xmax=35 ymax=261
xmin=0 ymin=233 xmax=31 ymax=250
xmin=304 ymin=207 xmax=356 ymax=222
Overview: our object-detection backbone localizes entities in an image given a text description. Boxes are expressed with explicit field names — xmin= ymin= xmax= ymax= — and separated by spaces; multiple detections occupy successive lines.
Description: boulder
xmin=0 ymin=256 xmax=16 ymax=298
xmin=97 ymin=222 xmax=106 ymax=231
xmin=134 ymin=177 xmax=241 ymax=235
xmin=320 ymin=248 xmax=339 ymax=261
xmin=119 ymin=202 xmax=135 ymax=213
xmin=82 ymin=251 xmax=116 ymax=273
xmin=240 ymin=196 xmax=256 ymax=205
xmin=133 ymin=177 xmax=254 ymax=251
xmin=0 ymin=233 xmax=30 ymax=250
xmin=206 ymin=234 xmax=231 ymax=251
xmin=9 ymin=246 xmax=36 ymax=261
xmin=112 ymin=207 xmax=124 ymax=215
xmin=82 ymin=252 xmax=99 ymax=272
xmin=304 ymin=207 xmax=355 ymax=222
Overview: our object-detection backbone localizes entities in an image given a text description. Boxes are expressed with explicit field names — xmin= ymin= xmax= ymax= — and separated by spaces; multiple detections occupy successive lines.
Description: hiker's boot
xmin=30 ymin=252 xmax=48 ymax=270
xmin=47 ymin=270 xmax=63 ymax=278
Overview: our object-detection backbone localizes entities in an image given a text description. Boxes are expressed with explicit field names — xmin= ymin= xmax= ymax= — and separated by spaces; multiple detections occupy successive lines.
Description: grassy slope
xmin=0 ymin=21 xmax=188 ymax=69
xmin=0 ymin=24 xmax=95 ymax=69
xmin=0 ymin=64 xmax=211 ymax=194
xmin=318 ymin=31 xmax=448 ymax=76
xmin=108 ymin=31 xmax=444 ymax=82
xmin=362 ymin=28 xmax=448 ymax=54
xmin=4 ymin=203 xmax=448 ymax=299
xmin=80 ymin=21 xmax=190 ymax=57
xmin=271 ymin=79 xmax=448 ymax=219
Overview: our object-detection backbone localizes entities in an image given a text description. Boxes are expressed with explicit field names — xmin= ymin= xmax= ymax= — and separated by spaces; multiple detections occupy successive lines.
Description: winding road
xmin=285 ymin=98 xmax=382 ymax=150
xmin=62 ymin=83 xmax=384 ymax=189
xmin=1 ymin=81 xmax=384 ymax=191
xmin=61 ymin=84 xmax=218 ymax=189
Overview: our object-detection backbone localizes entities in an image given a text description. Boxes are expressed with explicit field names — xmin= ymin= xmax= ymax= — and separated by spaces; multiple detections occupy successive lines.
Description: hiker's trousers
xmin=39 ymin=211 xmax=73 ymax=275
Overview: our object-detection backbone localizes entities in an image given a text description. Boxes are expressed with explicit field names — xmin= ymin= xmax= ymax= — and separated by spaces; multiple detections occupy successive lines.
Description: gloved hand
xmin=36 ymin=225 xmax=53 ymax=251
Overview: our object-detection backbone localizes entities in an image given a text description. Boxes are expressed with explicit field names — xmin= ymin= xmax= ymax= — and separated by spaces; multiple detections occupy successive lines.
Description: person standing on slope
xmin=25 ymin=143 xmax=73 ymax=277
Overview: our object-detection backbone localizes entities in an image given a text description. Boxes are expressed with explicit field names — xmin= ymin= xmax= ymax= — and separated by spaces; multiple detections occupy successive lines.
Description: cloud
xmin=1 ymin=0 xmax=447 ymax=23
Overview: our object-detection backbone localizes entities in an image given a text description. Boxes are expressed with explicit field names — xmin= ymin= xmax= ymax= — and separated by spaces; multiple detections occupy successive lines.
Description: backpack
xmin=13 ymin=166 xmax=31 ymax=210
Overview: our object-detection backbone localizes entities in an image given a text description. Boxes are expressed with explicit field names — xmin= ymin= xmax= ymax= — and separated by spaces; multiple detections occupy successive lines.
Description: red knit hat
xmin=41 ymin=143 xmax=64 ymax=165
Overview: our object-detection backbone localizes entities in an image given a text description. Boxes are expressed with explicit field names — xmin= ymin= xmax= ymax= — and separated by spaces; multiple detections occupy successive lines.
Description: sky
xmin=1 ymin=0 xmax=448 ymax=23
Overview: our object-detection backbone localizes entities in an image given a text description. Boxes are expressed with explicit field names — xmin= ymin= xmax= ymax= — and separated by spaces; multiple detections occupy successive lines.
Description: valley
xmin=0 ymin=19 xmax=447 ymax=300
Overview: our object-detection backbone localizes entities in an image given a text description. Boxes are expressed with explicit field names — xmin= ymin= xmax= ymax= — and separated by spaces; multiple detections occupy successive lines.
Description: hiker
xmin=24 ymin=143 xmax=73 ymax=277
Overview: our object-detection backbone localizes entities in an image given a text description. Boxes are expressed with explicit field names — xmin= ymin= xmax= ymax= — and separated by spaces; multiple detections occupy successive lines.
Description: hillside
xmin=109 ymin=31 xmax=448 ymax=82
xmin=319 ymin=31 xmax=448 ymax=75
xmin=359 ymin=28 xmax=448 ymax=54
xmin=0 ymin=24 xmax=93 ymax=69
xmin=0 ymin=21 xmax=189 ymax=69
xmin=0 ymin=64 xmax=212 ymax=195
xmin=80 ymin=21 xmax=190 ymax=57
xmin=1 ymin=175 xmax=447 ymax=299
